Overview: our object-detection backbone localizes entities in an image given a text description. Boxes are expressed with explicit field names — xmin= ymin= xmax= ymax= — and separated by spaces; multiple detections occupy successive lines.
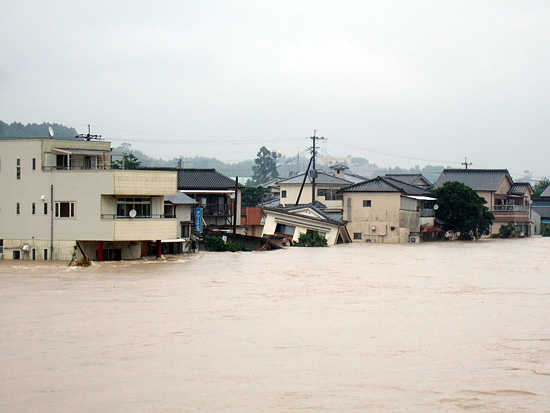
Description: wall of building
xmin=262 ymin=212 xmax=339 ymax=245
xmin=0 ymin=139 xmax=178 ymax=260
xmin=343 ymin=192 xmax=420 ymax=243
xmin=279 ymin=183 xmax=345 ymax=210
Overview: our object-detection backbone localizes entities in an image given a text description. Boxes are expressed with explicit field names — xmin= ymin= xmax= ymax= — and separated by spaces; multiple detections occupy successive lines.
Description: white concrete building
xmin=0 ymin=138 xmax=178 ymax=261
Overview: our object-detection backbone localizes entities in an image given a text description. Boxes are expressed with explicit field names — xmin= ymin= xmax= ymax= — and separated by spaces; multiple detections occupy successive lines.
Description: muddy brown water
xmin=1 ymin=238 xmax=549 ymax=411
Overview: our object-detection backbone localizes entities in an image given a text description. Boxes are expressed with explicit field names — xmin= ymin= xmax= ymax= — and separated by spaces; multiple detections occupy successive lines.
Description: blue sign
xmin=195 ymin=207 xmax=203 ymax=233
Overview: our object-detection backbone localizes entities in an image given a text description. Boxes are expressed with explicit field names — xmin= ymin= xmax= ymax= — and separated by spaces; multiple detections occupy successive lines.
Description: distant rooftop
xmin=434 ymin=169 xmax=512 ymax=191
xmin=341 ymin=176 xmax=428 ymax=195
xmin=278 ymin=171 xmax=353 ymax=185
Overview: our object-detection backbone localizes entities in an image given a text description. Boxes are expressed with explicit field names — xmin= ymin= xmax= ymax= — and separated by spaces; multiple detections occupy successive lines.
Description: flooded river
xmin=1 ymin=238 xmax=549 ymax=411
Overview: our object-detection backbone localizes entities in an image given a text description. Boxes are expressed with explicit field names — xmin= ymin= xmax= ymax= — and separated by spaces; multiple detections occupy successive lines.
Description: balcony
xmin=492 ymin=204 xmax=530 ymax=222
xmin=419 ymin=208 xmax=436 ymax=217
xmin=493 ymin=205 xmax=529 ymax=212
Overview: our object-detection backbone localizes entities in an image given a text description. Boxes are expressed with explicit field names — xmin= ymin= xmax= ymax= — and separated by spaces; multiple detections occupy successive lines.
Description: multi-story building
xmin=434 ymin=169 xmax=533 ymax=236
xmin=341 ymin=176 xmax=437 ymax=243
xmin=0 ymin=138 xmax=177 ymax=261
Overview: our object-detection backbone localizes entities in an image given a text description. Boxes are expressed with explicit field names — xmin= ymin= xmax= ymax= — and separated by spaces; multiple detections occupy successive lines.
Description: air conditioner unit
xmin=409 ymin=235 xmax=419 ymax=243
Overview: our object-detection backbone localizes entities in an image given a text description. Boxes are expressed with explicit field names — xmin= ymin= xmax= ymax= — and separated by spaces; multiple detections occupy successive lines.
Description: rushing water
xmin=1 ymin=238 xmax=549 ymax=412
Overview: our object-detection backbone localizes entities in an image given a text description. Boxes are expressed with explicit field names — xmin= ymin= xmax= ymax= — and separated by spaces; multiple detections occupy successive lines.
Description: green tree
xmin=533 ymin=178 xmax=550 ymax=199
xmin=294 ymin=230 xmax=328 ymax=247
xmin=252 ymin=146 xmax=278 ymax=185
xmin=113 ymin=153 xmax=141 ymax=169
xmin=242 ymin=186 xmax=269 ymax=207
xmin=431 ymin=181 xmax=495 ymax=240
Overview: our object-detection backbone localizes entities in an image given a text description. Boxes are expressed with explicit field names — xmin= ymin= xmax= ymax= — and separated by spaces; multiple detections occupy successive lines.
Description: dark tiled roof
xmin=258 ymin=197 xmax=281 ymax=208
xmin=278 ymin=171 xmax=353 ymax=185
xmin=434 ymin=169 xmax=511 ymax=191
xmin=341 ymin=176 xmax=428 ymax=195
xmin=177 ymin=169 xmax=243 ymax=189
xmin=509 ymin=182 xmax=532 ymax=195
xmin=532 ymin=205 xmax=550 ymax=219
xmin=164 ymin=192 xmax=198 ymax=205
xmin=263 ymin=204 xmax=343 ymax=226
xmin=541 ymin=186 xmax=550 ymax=198
xmin=385 ymin=173 xmax=432 ymax=187
xmin=344 ymin=173 xmax=369 ymax=184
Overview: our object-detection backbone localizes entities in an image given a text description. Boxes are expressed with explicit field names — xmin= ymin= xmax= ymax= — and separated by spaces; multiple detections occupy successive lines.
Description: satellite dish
xmin=129 ymin=209 xmax=137 ymax=218
xmin=433 ymin=204 xmax=439 ymax=210
xmin=48 ymin=127 xmax=54 ymax=138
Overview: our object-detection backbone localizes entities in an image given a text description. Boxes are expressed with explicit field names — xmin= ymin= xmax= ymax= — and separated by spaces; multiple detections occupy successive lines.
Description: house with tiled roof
xmin=341 ymin=176 xmax=439 ymax=243
xmin=434 ymin=169 xmax=533 ymax=236
xmin=261 ymin=204 xmax=351 ymax=245
xmin=278 ymin=171 xmax=354 ymax=211
xmin=384 ymin=174 xmax=432 ymax=189
xmin=531 ymin=186 xmax=550 ymax=235
xmin=175 ymin=168 xmax=243 ymax=229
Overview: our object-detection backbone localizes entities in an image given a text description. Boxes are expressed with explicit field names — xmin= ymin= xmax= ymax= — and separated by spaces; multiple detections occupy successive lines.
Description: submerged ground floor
xmin=0 ymin=238 xmax=195 ymax=261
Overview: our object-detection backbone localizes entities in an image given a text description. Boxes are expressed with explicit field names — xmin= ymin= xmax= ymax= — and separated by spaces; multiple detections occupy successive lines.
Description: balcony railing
xmin=493 ymin=205 xmax=530 ymax=212
xmin=202 ymin=204 xmax=231 ymax=216
xmin=101 ymin=214 xmax=170 ymax=219
xmin=43 ymin=165 xmax=114 ymax=171
xmin=419 ymin=208 xmax=436 ymax=217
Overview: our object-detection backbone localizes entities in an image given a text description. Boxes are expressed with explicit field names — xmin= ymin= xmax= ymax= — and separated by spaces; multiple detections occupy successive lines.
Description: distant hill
xmin=0 ymin=121 xmax=78 ymax=138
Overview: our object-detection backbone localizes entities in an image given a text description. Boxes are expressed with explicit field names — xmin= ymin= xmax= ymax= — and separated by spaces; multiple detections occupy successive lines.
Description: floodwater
xmin=1 ymin=238 xmax=549 ymax=412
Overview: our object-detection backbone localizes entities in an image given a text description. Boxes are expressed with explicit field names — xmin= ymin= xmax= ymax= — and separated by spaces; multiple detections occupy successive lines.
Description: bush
xmin=202 ymin=235 xmax=248 ymax=252
xmin=294 ymin=230 xmax=328 ymax=247
xmin=499 ymin=222 xmax=516 ymax=239
xmin=542 ymin=224 xmax=550 ymax=237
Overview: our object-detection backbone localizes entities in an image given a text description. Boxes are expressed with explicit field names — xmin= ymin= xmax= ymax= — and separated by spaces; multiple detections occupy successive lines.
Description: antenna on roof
xmin=76 ymin=124 xmax=103 ymax=141
xmin=48 ymin=127 xmax=54 ymax=139
xmin=462 ymin=157 xmax=472 ymax=169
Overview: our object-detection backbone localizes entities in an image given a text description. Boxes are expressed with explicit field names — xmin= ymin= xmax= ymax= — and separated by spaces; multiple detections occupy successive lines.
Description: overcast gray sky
xmin=1 ymin=1 xmax=549 ymax=178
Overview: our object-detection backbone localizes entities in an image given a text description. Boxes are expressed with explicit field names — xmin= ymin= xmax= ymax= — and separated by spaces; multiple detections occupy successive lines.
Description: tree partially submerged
xmin=431 ymin=181 xmax=494 ymax=240
xmin=294 ymin=230 xmax=328 ymax=247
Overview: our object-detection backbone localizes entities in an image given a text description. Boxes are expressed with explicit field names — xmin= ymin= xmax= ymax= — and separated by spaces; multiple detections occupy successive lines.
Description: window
xmin=353 ymin=233 xmax=363 ymax=240
xmin=44 ymin=203 xmax=48 ymax=215
xmin=32 ymin=248 xmax=36 ymax=260
xmin=43 ymin=249 xmax=48 ymax=260
xmin=0 ymin=239 xmax=3 ymax=254
xmin=281 ymin=190 xmax=287 ymax=198
xmin=12 ymin=250 xmax=21 ymax=260
xmin=181 ymin=223 xmax=191 ymax=238
xmin=275 ymin=223 xmax=295 ymax=236
xmin=32 ymin=158 xmax=36 ymax=170
xmin=363 ymin=200 xmax=372 ymax=207
xmin=317 ymin=188 xmax=342 ymax=201
xmin=116 ymin=197 xmax=151 ymax=218
xmin=16 ymin=202 xmax=20 ymax=215
xmin=16 ymin=158 xmax=21 ymax=179
xmin=32 ymin=203 xmax=36 ymax=215
xmin=55 ymin=201 xmax=76 ymax=218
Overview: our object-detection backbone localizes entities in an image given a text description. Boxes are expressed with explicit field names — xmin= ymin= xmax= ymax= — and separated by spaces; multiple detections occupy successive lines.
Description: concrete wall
xmin=262 ymin=211 xmax=340 ymax=245
xmin=279 ymin=183 xmax=344 ymax=210
xmin=343 ymin=192 xmax=420 ymax=243
xmin=0 ymin=139 xmax=178 ymax=260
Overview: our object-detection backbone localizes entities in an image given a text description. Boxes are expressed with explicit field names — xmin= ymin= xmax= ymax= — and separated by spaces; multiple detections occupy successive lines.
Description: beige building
xmin=0 ymin=138 xmax=178 ymax=261
xmin=261 ymin=204 xmax=351 ymax=246
xmin=342 ymin=176 xmax=437 ymax=243
xmin=278 ymin=171 xmax=354 ymax=211
xmin=434 ymin=169 xmax=533 ymax=236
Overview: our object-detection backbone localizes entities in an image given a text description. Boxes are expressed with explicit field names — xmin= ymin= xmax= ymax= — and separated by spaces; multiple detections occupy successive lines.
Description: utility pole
xmin=462 ymin=157 xmax=472 ymax=169
xmin=310 ymin=130 xmax=325 ymax=204
xmin=177 ymin=157 xmax=183 ymax=168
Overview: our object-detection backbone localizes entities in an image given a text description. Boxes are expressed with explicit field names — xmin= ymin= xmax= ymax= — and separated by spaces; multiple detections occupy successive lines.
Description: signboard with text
xmin=195 ymin=207 xmax=203 ymax=233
